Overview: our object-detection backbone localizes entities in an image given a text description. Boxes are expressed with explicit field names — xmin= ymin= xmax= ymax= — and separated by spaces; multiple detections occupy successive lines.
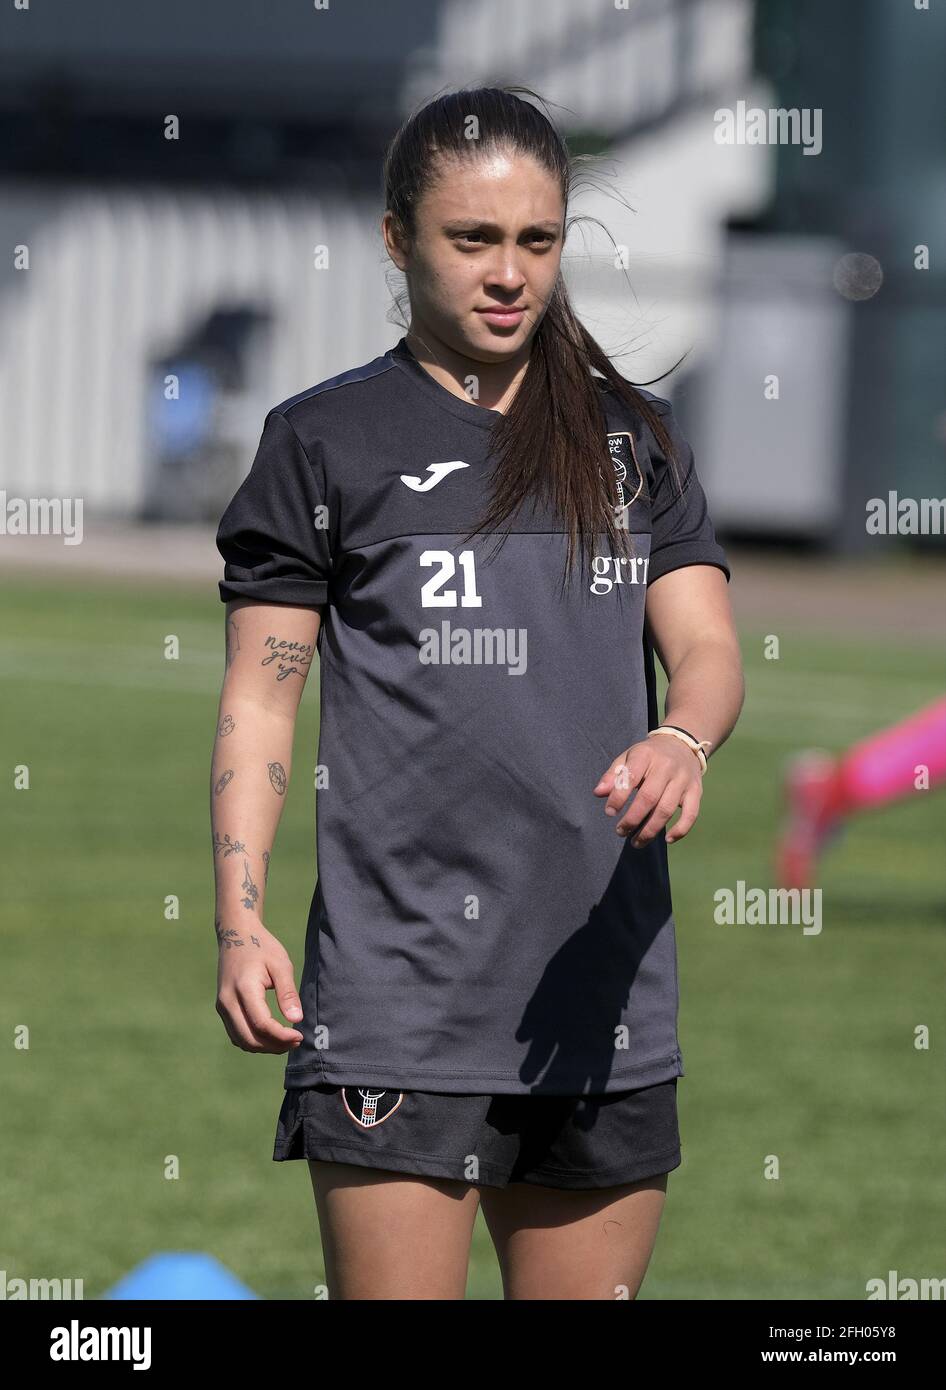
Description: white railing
xmin=0 ymin=185 xmax=395 ymax=512
xmin=401 ymin=0 xmax=753 ymax=140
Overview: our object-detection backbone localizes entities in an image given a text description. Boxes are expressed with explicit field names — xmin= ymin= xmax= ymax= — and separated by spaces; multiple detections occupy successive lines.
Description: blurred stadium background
xmin=0 ymin=0 xmax=943 ymax=1300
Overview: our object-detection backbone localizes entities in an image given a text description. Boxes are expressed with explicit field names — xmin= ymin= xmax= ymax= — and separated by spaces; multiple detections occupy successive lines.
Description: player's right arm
xmin=211 ymin=597 xmax=322 ymax=1054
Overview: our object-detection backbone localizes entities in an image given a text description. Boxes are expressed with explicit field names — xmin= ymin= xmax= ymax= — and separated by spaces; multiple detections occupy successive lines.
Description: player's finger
xmin=665 ymin=782 xmax=702 ymax=845
xmin=235 ymin=976 xmax=305 ymax=1048
xmin=268 ymin=953 xmax=305 ymax=1026
xmin=613 ymin=766 xmax=669 ymax=835
xmin=216 ymin=991 xmax=267 ymax=1053
xmin=592 ymin=753 xmax=624 ymax=797
xmin=617 ymin=776 xmax=685 ymax=844
xmin=597 ymin=746 xmax=650 ymax=816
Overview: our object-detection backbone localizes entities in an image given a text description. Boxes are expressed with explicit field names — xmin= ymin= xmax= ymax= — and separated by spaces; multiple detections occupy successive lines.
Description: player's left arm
xmin=645 ymin=562 xmax=745 ymax=763
xmin=594 ymin=564 xmax=745 ymax=847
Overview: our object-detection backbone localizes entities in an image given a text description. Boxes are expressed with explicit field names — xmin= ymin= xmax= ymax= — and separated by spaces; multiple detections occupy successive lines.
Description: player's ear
xmin=381 ymin=210 xmax=410 ymax=270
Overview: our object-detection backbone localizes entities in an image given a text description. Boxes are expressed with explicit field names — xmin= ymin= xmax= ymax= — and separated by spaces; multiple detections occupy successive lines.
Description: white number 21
xmin=419 ymin=550 xmax=482 ymax=607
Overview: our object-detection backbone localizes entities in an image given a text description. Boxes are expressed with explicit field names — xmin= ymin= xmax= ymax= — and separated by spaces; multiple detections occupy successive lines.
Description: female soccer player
xmin=211 ymin=86 xmax=744 ymax=1300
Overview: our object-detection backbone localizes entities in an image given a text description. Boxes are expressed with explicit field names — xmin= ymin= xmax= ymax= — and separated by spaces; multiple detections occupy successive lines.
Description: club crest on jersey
xmin=341 ymin=1087 xmax=404 ymax=1128
xmin=606 ymin=432 xmax=645 ymax=513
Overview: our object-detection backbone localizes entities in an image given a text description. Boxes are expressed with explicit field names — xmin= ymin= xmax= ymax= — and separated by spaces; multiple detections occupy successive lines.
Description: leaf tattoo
xmin=268 ymin=762 xmax=287 ymax=795
xmin=241 ymin=858 xmax=259 ymax=912
xmin=216 ymin=924 xmax=244 ymax=950
xmin=214 ymin=769 xmax=234 ymax=796
xmin=213 ymin=831 xmax=246 ymax=857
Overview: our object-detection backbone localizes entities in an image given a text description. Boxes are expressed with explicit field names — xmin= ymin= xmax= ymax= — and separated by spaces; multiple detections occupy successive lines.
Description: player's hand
xmin=214 ymin=918 xmax=305 ymax=1053
xmin=593 ymin=735 xmax=703 ymax=847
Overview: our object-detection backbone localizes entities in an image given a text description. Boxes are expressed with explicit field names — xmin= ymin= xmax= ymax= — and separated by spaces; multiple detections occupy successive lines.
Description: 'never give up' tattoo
xmin=260 ymin=635 xmax=313 ymax=681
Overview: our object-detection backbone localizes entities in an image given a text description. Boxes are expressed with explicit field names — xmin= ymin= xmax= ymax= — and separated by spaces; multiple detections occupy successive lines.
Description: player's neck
xmin=404 ymin=323 xmax=530 ymax=415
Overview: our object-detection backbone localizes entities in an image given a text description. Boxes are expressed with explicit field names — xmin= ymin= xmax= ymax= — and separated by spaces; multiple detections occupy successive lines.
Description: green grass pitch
xmin=1 ymin=573 xmax=943 ymax=1299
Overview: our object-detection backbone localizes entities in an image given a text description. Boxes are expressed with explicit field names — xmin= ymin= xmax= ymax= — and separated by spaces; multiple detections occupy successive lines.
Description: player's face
xmin=388 ymin=149 xmax=565 ymax=364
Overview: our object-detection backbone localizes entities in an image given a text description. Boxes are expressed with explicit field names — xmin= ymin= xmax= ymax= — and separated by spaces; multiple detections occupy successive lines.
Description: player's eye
xmin=452 ymin=231 xmax=557 ymax=249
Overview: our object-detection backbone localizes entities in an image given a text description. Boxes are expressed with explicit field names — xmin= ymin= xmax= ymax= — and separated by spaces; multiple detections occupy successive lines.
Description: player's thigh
xmin=478 ymin=1173 xmax=668 ymax=1300
xmin=307 ymin=1159 xmax=481 ymax=1300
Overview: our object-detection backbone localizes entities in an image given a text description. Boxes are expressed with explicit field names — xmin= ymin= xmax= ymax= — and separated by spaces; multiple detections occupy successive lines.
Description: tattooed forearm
xmin=214 ymin=769 xmax=234 ymax=796
xmin=268 ymin=762 xmax=287 ymax=795
xmin=240 ymin=858 xmax=260 ymax=911
xmin=218 ymin=714 xmax=235 ymax=737
xmin=213 ymin=831 xmax=247 ymax=857
xmin=260 ymin=635 xmax=314 ymax=682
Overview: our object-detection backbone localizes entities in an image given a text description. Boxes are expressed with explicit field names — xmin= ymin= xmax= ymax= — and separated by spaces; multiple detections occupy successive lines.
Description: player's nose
xmin=482 ymin=251 xmax=527 ymax=293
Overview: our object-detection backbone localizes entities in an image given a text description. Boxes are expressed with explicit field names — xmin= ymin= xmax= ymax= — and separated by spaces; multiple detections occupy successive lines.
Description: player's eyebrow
xmin=442 ymin=219 xmax=562 ymax=235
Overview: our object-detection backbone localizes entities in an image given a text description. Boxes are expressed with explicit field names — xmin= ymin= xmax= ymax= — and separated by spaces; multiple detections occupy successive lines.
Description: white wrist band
xmin=647 ymin=725 xmax=712 ymax=774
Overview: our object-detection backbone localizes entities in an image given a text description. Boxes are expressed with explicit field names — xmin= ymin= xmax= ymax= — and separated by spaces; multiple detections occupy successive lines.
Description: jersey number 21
xmin=419 ymin=550 xmax=483 ymax=608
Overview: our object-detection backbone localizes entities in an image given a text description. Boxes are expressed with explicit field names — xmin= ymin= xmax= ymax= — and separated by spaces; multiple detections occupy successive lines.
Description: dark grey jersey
xmin=215 ymin=337 xmax=730 ymax=1094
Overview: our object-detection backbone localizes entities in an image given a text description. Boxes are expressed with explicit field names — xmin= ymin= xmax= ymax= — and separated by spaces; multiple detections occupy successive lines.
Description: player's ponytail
xmin=383 ymin=83 xmax=684 ymax=588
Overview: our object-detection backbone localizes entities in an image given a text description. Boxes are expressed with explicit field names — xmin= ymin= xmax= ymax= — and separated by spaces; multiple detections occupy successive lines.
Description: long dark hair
xmin=383 ymin=84 xmax=683 ymax=588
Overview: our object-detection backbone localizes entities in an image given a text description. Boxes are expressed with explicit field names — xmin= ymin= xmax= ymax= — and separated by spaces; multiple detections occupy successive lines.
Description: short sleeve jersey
xmin=215 ymin=336 xmax=730 ymax=1095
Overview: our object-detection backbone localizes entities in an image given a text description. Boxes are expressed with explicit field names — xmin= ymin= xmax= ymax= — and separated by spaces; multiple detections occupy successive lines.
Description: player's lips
xmin=475 ymin=305 xmax=526 ymax=326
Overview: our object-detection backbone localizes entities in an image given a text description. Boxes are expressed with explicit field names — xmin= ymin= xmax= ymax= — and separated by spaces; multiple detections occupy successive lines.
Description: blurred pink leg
xmin=836 ymin=697 xmax=946 ymax=811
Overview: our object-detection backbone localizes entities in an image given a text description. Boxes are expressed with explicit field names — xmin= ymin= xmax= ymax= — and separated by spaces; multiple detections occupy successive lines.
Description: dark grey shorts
xmin=273 ymin=1079 xmax=681 ymax=1190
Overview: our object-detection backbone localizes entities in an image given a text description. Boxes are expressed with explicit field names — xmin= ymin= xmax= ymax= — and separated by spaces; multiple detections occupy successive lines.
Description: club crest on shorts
xmin=341 ymin=1087 xmax=404 ymax=1128
xmin=605 ymin=431 xmax=645 ymax=514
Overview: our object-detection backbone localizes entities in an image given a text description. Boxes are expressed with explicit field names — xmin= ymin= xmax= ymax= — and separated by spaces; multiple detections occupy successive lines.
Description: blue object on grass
xmin=104 ymin=1252 xmax=258 ymax=1300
